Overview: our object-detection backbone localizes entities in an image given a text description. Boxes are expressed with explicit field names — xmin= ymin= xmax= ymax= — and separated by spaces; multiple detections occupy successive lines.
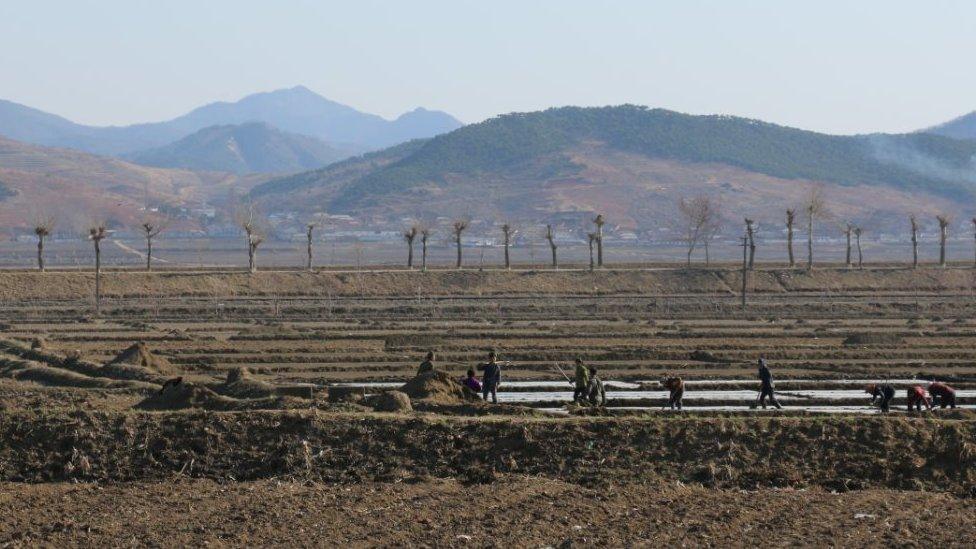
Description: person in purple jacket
xmin=461 ymin=369 xmax=482 ymax=395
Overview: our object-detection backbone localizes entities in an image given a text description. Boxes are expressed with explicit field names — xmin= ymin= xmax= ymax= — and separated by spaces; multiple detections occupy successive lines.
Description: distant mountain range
xmin=0 ymin=135 xmax=263 ymax=230
xmin=0 ymin=86 xmax=463 ymax=162
xmin=252 ymin=105 xmax=976 ymax=232
xmin=924 ymin=111 xmax=976 ymax=141
xmin=124 ymin=122 xmax=361 ymax=175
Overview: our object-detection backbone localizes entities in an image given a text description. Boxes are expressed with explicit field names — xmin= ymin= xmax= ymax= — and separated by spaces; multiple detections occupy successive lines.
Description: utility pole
xmin=741 ymin=234 xmax=749 ymax=308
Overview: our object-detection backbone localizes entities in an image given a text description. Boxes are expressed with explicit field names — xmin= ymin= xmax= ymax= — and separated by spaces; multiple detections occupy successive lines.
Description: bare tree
xmin=420 ymin=226 xmax=432 ymax=271
xmin=587 ymin=232 xmax=597 ymax=271
xmin=88 ymin=224 xmax=108 ymax=315
xmin=593 ymin=214 xmax=605 ymax=267
xmin=803 ymin=186 xmax=828 ymax=270
xmin=937 ymin=215 xmax=950 ymax=268
xmin=140 ymin=216 xmax=168 ymax=271
xmin=843 ymin=223 xmax=854 ymax=268
xmin=305 ymin=222 xmax=316 ymax=272
xmin=501 ymin=224 xmax=514 ymax=269
xmin=677 ymin=195 xmax=717 ymax=266
xmin=744 ymin=218 xmax=756 ymax=269
xmin=403 ymin=225 xmax=418 ymax=268
xmin=234 ymin=203 xmax=265 ymax=273
xmin=33 ymin=216 xmax=55 ymax=272
xmin=909 ymin=215 xmax=919 ymax=269
xmin=854 ymin=226 xmax=863 ymax=268
xmin=452 ymin=219 xmax=469 ymax=269
xmin=545 ymin=224 xmax=558 ymax=269
xmin=702 ymin=214 xmax=722 ymax=266
xmin=785 ymin=208 xmax=796 ymax=268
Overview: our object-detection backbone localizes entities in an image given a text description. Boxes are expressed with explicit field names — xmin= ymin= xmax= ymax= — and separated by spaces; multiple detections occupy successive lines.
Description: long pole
xmin=741 ymin=234 xmax=748 ymax=308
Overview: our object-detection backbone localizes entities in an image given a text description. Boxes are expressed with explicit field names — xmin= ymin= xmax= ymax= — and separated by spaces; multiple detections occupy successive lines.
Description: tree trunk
xmin=807 ymin=218 xmax=814 ymax=270
xmin=455 ymin=236 xmax=462 ymax=269
xmin=306 ymin=230 xmax=313 ymax=272
xmin=596 ymin=228 xmax=604 ymax=267
xmin=421 ymin=238 xmax=428 ymax=272
xmin=549 ymin=243 xmax=557 ymax=269
xmin=704 ymin=239 xmax=710 ymax=266
xmin=845 ymin=230 xmax=852 ymax=268
xmin=786 ymin=219 xmax=795 ymax=268
xmin=856 ymin=234 xmax=863 ymax=268
xmin=407 ymin=240 xmax=414 ymax=268
xmin=746 ymin=222 xmax=755 ymax=270
xmin=146 ymin=236 xmax=153 ymax=271
xmin=686 ymin=245 xmax=694 ymax=266
xmin=911 ymin=229 xmax=918 ymax=268
xmin=94 ymin=240 xmax=101 ymax=315
xmin=588 ymin=240 xmax=594 ymax=271
xmin=503 ymin=234 xmax=510 ymax=269
xmin=37 ymin=235 xmax=45 ymax=272
xmin=940 ymin=228 xmax=947 ymax=267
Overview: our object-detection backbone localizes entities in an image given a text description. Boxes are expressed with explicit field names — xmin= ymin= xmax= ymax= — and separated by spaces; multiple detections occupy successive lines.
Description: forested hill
xmin=251 ymin=105 xmax=976 ymax=221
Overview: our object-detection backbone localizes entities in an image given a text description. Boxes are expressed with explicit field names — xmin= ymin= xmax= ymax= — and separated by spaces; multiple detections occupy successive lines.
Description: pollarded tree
xmin=33 ymin=216 xmax=55 ymax=272
xmin=501 ymin=224 xmax=514 ymax=269
xmin=140 ymin=216 xmax=168 ymax=271
xmin=403 ymin=225 xmax=418 ymax=268
xmin=88 ymin=224 xmax=109 ymax=315
xmin=593 ymin=214 xmax=605 ymax=267
xmin=785 ymin=209 xmax=796 ymax=268
xmin=305 ymin=222 xmax=316 ymax=272
xmin=972 ymin=218 xmax=976 ymax=267
xmin=744 ymin=218 xmax=756 ymax=270
xmin=587 ymin=232 xmax=597 ymax=271
xmin=545 ymin=224 xmax=558 ymax=269
xmin=937 ymin=215 xmax=950 ymax=268
xmin=234 ymin=203 xmax=266 ymax=273
xmin=804 ymin=186 xmax=829 ymax=270
xmin=843 ymin=223 xmax=854 ymax=268
xmin=452 ymin=219 xmax=469 ymax=269
xmin=420 ymin=226 xmax=432 ymax=271
xmin=854 ymin=226 xmax=863 ymax=269
xmin=909 ymin=215 xmax=919 ymax=269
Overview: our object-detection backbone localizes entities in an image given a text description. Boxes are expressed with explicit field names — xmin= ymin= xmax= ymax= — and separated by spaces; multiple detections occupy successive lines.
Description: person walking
xmin=478 ymin=350 xmax=502 ymax=404
xmin=757 ymin=358 xmax=782 ymax=409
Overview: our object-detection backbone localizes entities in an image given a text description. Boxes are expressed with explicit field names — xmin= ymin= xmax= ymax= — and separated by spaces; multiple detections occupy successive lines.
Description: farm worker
xmin=572 ymin=358 xmax=590 ymax=403
xmin=662 ymin=376 xmax=684 ymax=410
xmin=906 ymin=385 xmax=932 ymax=411
xmin=417 ymin=351 xmax=435 ymax=375
xmin=865 ymin=383 xmax=895 ymax=413
xmin=460 ymin=369 xmax=482 ymax=394
xmin=928 ymin=381 xmax=956 ymax=409
xmin=586 ymin=366 xmax=606 ymax=407
xmin=757 ymin=358 xmax=782 ymax=409
xmin=478 ymin=350 xmax=502 ymax=403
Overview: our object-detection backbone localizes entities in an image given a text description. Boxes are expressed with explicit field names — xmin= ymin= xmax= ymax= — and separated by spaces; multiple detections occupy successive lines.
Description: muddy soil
xmin=0 ymin=476 xmax=973 ymax=547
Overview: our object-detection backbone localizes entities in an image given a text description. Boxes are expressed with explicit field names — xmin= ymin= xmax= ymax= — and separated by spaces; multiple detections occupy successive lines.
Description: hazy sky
xmin=1 ymin=0 xmax=974 ymax=134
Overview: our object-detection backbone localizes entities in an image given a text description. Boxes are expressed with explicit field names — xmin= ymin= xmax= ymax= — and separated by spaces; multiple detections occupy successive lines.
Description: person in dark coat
xmin=478 ymin=351 xmax=502 ymax=403
xmin=865 ymin=383 xmax=895 ymax=413
xmin=417 ymin=351 xmax=435 ymax=375
xmin=662 ymin=376 xmax=684 ymax=410
xmin=928 ymin=381 xmax=956 ymax=409
xmin=757 ymin=358 xmax=781 ymax=409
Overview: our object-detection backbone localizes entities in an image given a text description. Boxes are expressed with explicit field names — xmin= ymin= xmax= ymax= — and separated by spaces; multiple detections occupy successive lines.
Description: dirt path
xmin=0 ymin=477 xmax=972 ymax=546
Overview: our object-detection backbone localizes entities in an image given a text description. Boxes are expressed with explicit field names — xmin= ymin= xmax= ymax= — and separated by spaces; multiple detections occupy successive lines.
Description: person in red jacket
xmin=928 ymin=381 xmax=956 ymax=409
xmin=907 ymin=385 xmax=932 ymax=411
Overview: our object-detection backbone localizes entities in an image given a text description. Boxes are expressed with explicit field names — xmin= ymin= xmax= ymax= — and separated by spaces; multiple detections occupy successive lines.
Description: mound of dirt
xmin=399 ymin=371 xmax=475 ymax=404
xmin=219 ymin=367 xmax=277 ymax=399
xmin=369 ymin=391 xmax=413 ymax=412
xmin=109 ymin=342 xmax=178 ymax=376
xmin=843 ymin=333 xmax=903 ymax=346
xmin=136 ymin=379 xmax=280 ymax=411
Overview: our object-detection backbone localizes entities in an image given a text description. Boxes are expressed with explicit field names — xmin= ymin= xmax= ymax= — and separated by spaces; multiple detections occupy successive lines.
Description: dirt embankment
xmin=1 ymin=267 xmax=975 ymax=301
xmin=1 ymin=411 xmax=973 ymax=493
